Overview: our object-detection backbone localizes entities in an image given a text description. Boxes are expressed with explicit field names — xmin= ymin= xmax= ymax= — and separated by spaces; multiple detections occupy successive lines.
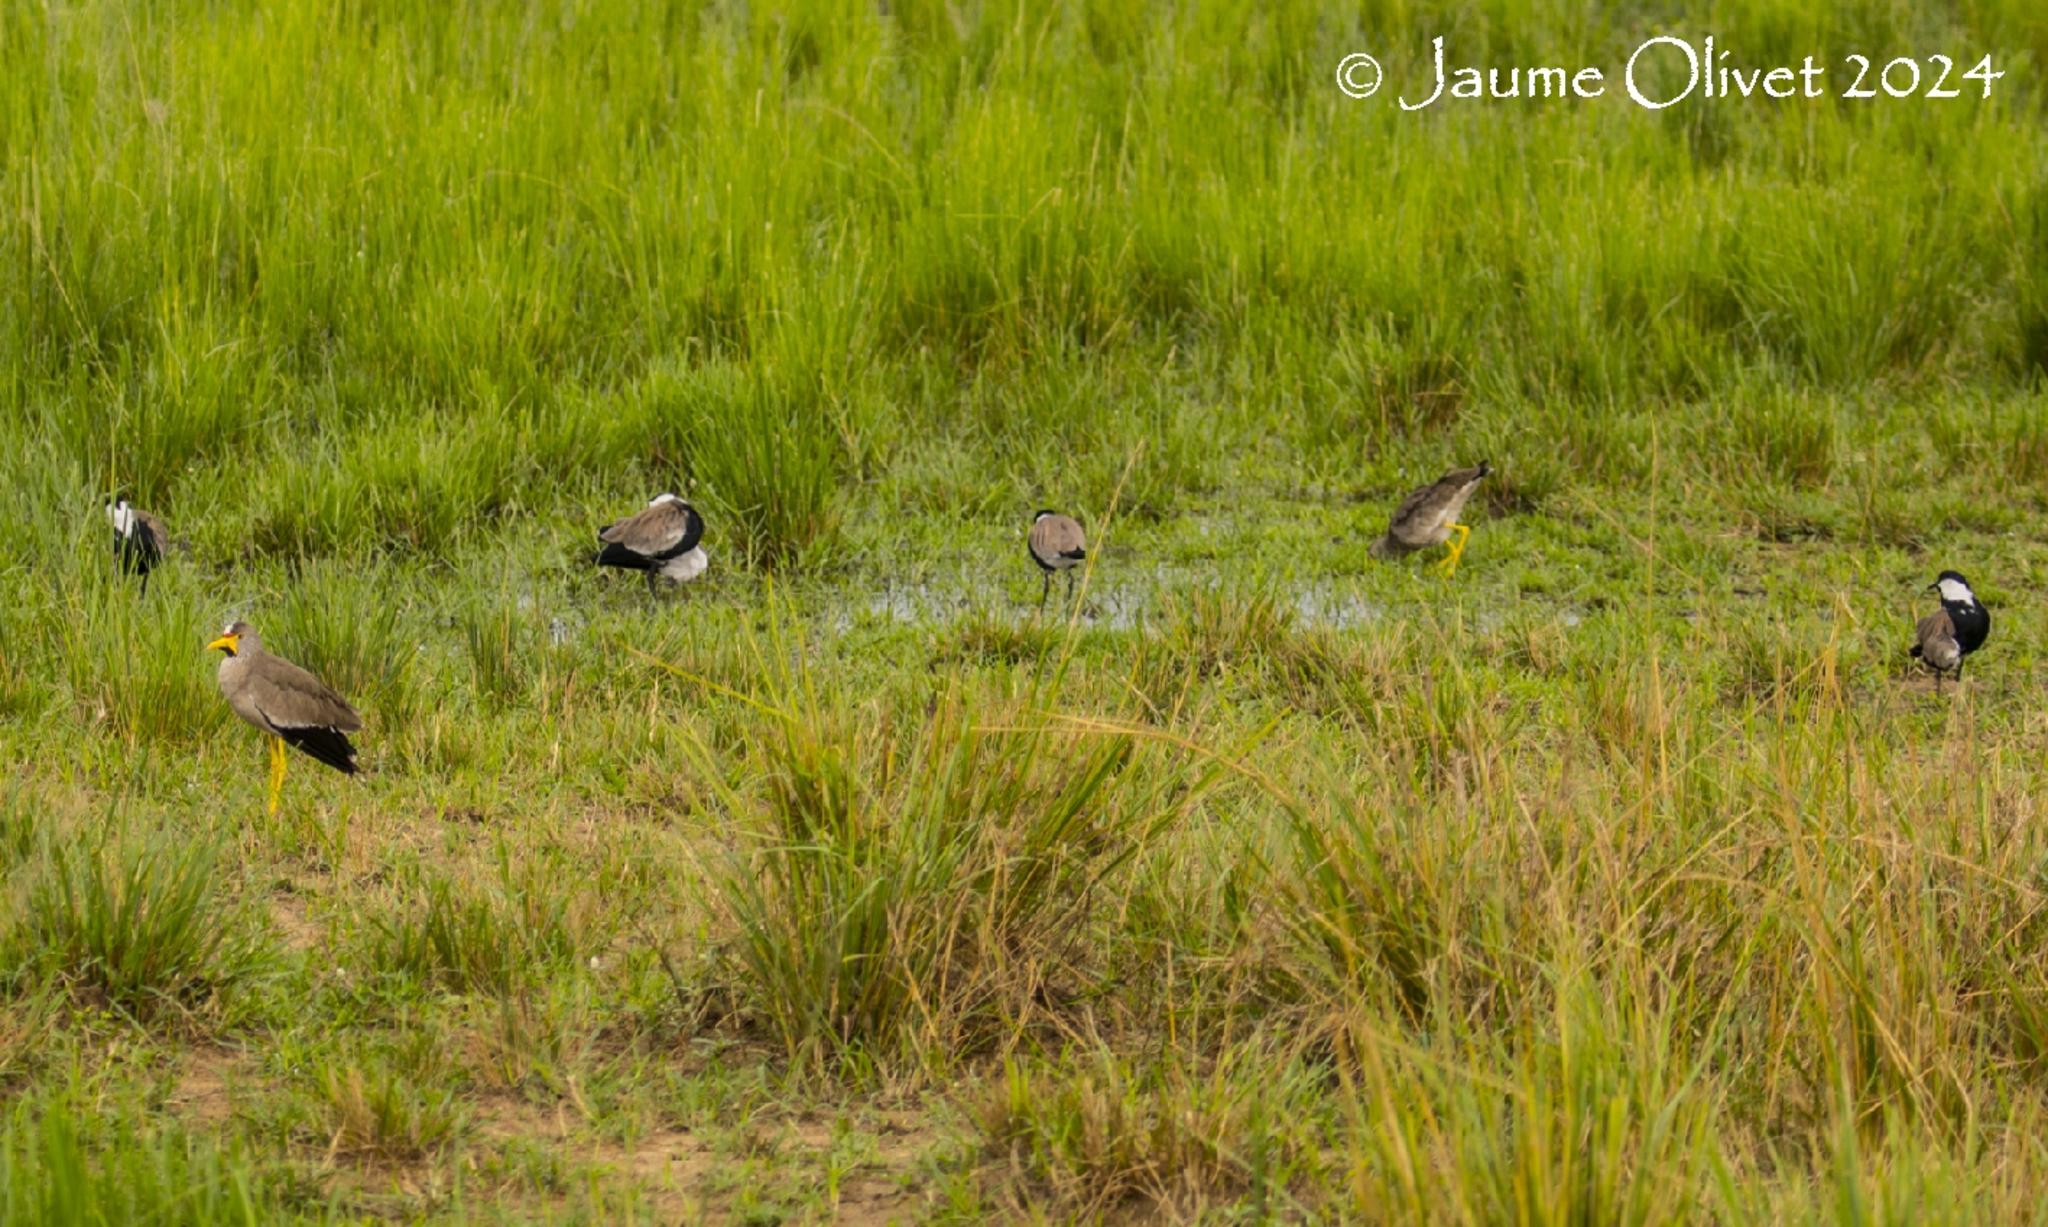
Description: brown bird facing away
xmin=1910 ymin=570 xmax=1990 ymax=692
xmin=106 ymin=495 xmax=170 ymax=595
xmin=206 ymin=621 xmax=361 ymax=815
xmin=1370 ymin=462 xmax=1491 ymax=578
xmin=594 ymin=493 xmax=707 ymax=595
xmin=1028 ymin=510 xmax=1087 ymax=611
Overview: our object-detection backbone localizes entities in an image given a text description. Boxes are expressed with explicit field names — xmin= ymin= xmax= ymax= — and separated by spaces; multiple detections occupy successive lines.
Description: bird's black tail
xmin=280 ymin=727 xmax=359 ymax=775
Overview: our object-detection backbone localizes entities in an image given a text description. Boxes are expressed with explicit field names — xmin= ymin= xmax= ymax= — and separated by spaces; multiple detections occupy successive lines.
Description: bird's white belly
xmin=661 ymin=547 xmax=709 ymax=583
xmin=1410 ymin=513 xmax=1453 ymax=546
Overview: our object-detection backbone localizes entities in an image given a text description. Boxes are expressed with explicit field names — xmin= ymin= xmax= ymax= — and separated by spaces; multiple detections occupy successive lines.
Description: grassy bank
xmin=4 ymin=0 xmax=2048 ymax=1220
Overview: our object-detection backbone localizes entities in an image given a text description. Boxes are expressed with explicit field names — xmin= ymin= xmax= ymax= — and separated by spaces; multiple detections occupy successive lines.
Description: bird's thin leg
xmin=139 ymin=570 xmax=150 ymax=598
xmin=1436 ymin=524 xmax=1471 ymax=577
xmin=1039 ymin=572 xmax=1050 ymax=613
xmin=1066 ymin=569 xmax=1077 ymax=607
xmin=267 ymin=736 xmax=286 ymax=816
xmin=644 ymin=570 xmax=660 ymax=599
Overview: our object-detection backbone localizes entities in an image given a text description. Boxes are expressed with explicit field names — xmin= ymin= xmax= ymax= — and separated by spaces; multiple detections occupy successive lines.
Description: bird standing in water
xmin=594 ymin=494 xmax=708 ymax=595
xmin=1027 ymin=511 xmax=1087 ymax=611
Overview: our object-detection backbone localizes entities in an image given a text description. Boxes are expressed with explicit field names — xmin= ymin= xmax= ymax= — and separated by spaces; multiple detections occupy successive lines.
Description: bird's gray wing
xmin=1387 ymin=466 xmax=1488 ymax=543
xmin=1385 ymin=479 xmax=1454 ymax=542
xmin=244 ymin=656 xmax=363 ymax=733
xmin=135 ymin=510 xmax=170 ymax=556
xmin=1029 ymin=516 xmax=1086 ymax=564
xmin=599 ymin=501 xmax=691 ymax=556
xmin=1386 ymin=481 xmax=1441 ymax=529
xmin=1032 ymin=516 xmax=1081 ymax=553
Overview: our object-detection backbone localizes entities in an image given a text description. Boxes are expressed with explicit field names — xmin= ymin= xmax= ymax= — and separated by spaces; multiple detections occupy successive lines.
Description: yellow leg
xmin=1435 ymin=524 xmax=1472 ymax=577
xmin=267 ymin=735 xmax=286 ymax=816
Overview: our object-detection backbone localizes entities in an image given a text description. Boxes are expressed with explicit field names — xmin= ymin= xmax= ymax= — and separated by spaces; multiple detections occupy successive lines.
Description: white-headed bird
xmin=594 ymin=494 xmax=708 ymax=595
xmin=106 ymin=495 xmax=170 ymax=595
xmin=1911 ymin=570 xmax=1990 ymax=691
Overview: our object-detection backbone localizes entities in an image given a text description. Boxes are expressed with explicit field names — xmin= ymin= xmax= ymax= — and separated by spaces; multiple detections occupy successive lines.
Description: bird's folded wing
xmin=137 ymin=511 xmax=170 ymax=555
xmin=246 ymin=659 xmax=363 ymax=733
xmin=1029 ymin=517 xmax=1085 ymax=561
xmin=1914 ymin=610 xmax=1954 ymax=651
xmin=598 ymin=501 xmax=700 ymax=557
xmin=1387 ymin=481 xmax=1445 ymax=533
xmin=1389 ymin=468 xmax=1487 ymax=539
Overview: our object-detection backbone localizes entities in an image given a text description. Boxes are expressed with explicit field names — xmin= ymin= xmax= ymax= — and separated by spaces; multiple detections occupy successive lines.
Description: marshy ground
xmin=3 ymin=1 xmax=2048 ymax=1222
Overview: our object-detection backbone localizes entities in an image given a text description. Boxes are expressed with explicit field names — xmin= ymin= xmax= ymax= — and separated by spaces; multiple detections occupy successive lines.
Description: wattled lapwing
xmin=594 ymin=494 xmax=707 ymax=594
xmin=1910 ymin=570 xmax=1990 ymax=691
xmin=1370 ymin=462 xmax=1491 ymax=577
xmin=207 ymin=621 xmax=361 ymax=815
xmin=106 ymin=495 xmax=169 ymax=595
xmin=1028 ymin=511 xmax=1087 ymax=611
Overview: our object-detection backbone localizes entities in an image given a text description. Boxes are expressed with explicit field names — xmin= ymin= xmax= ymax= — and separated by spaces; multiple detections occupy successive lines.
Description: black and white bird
xmin=594 ymin=494 xmax=708 ymax=594
xmin=1370 ymin=462 xmax=1491 ymax=578
xmin=1910 ymin=570 xmax=1990 ymax=691
xmin=1027 ymin=510 xmax=1087 ymax=611
xmin=106 ymin=495 xmax=170 ymax=595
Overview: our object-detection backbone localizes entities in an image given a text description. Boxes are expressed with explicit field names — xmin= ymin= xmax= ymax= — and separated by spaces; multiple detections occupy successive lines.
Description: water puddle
xmin=827 ymin=573 xmax=1402 ymax=633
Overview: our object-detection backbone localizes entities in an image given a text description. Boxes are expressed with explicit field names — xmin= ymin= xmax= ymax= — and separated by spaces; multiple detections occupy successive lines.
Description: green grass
xmin=9 ymin=825 xmax=267 ymax=1022
xmin=4 ymin=0 xmax=2048 ymax=1219
xmin=0 ymin=1100 xmax=326 ymax=1226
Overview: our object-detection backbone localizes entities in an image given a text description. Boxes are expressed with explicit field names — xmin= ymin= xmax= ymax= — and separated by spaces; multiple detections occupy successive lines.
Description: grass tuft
xmin=310 ymin=1033 xmax=467 ymax=1163
xmin=698 ymin=665 xmax=1218 ymax=1074
xmin=978 ymin=1041 xmax=1326 ymax=1216
xmin=18 ymin=829 xmax=264 ymax=1020
xmin=0 ymin=1101 xmax=310 ymax=1226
